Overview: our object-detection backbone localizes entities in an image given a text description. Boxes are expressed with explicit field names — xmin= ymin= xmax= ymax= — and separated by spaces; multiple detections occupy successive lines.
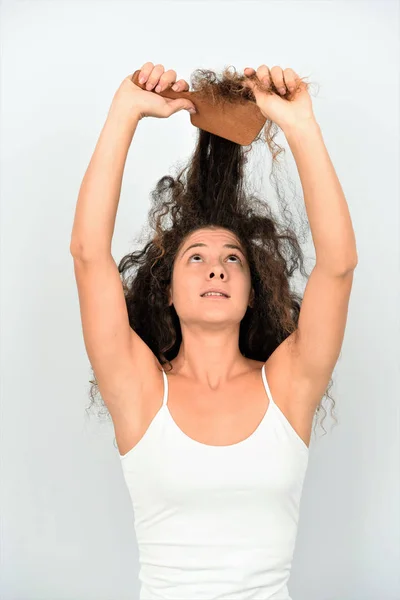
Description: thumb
xmin=166 ymin=99 xmax=197 ymax=117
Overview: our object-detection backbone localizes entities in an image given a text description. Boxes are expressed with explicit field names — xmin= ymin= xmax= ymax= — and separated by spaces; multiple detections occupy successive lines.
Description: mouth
xmin=200 ymin=294 xmax=230 ymax=299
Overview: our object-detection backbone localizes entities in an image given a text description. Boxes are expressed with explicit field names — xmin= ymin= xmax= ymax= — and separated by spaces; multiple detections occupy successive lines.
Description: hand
xmin=111 ymin=62 xmax=197 ymax=121
xmin=242 ymin=65 xmax=316 ymax=132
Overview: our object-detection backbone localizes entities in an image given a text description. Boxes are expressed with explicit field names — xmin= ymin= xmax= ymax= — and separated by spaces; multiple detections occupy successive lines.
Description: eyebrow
xmin=180 ymin=243 xmax=245 ymax=259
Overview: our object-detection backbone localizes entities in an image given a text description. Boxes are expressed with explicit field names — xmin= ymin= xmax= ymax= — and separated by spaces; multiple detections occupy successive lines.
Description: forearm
xmin=70 ymin=103 xmax=141 ymax=258
xmin=283 ymin=119 xmax=358 ymax=274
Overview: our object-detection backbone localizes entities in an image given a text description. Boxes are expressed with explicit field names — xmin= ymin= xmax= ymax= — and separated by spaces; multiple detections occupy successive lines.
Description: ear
xmin=249 ymin=287 xmax=255 ymax=307
xmin=168 ymin=284 xmax=173 ymax=306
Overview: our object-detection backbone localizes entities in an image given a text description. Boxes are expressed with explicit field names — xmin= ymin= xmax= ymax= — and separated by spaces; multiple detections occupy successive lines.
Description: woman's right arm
xmin=70 ymin=64 xmax=195 ymax=257
xmin=69 ymin=91 xmax=161 ymax=414
xmin=69 ymin=66 xmax=194 ymax=411
xmin=70 ymin=101 xmax=140 ymax=258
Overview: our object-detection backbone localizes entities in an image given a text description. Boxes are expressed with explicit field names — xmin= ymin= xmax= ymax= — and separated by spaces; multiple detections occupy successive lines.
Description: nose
xmin=208 ymin=269 xmax=225 ymax=280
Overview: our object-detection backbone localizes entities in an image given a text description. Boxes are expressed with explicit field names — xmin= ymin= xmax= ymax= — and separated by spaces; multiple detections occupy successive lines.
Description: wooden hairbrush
xmin=130 ymin=69 xmax=268 ymax=146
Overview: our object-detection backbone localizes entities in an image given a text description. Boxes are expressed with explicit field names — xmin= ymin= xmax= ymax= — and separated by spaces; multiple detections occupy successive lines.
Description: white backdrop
xmin=1 ymin=0 xmax=399 ymax=598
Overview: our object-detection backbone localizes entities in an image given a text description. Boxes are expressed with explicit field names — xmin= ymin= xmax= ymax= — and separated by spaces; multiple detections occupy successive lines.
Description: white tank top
xmin=119 ymin=364 xmax=309 ymax=600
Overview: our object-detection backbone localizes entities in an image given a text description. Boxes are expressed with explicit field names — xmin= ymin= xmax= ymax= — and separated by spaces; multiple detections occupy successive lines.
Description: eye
xmin=189 ymin=253 xmax=242 ymax=263
xmin=227 ymin=253 xmax=242 ymax=263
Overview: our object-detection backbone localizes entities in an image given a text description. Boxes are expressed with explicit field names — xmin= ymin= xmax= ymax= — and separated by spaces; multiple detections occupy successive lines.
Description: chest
xmin=165 ymin=377 xmax=271 ymax=447
xmin=116 ymin=360 xmax=316 ymax=457
xmin=150 ymin=362 xmax=313 ymax=450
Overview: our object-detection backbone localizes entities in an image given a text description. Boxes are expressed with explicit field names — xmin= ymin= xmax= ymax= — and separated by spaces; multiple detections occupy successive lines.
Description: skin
xmin=167 ymin=227 xmax=256 ymax=389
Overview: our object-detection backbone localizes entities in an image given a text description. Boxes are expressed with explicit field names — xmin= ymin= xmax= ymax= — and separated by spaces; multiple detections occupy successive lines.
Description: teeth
xmin=203 ymin=292 xmax=226 ymax=297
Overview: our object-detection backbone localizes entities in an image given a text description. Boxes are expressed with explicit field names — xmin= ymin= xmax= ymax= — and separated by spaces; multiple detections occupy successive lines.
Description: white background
xmin=1 ymin=0 xmax=399 ymax=598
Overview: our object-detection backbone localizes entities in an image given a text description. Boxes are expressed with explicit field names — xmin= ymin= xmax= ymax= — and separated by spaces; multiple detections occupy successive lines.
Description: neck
xmin=170 ymin=328 xmax=249 ymax=389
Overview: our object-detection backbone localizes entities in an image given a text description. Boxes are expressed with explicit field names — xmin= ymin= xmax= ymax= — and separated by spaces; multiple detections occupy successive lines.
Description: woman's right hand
xmin=111 ymin=62 xmax=197 ymax=121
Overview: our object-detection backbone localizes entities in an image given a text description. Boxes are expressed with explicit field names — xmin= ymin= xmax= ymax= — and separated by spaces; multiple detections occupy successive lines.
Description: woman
xmin=71 ymin=62 xmax=357 ymax=599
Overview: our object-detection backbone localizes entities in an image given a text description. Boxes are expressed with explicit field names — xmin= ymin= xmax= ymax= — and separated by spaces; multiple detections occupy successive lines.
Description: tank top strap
xmin=261 ymin=363 xmax=276 ymax=407
xmin=161 ymin=369 xmax=169 ymax=407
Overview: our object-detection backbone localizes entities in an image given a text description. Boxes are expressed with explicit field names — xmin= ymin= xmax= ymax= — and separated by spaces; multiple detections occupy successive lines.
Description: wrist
xmin=282 ymin=117 xmax=321 ymax=140
xmin=107 ymin=99 xmax=142 ymax=129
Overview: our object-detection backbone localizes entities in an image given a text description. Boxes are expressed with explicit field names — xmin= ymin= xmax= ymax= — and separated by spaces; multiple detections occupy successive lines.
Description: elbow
xmin=316 ymin=255 xmax=358 ymax=276
xmin=70 ymin=240 xmax=84 ymax=258
xmin=338 ymin=256 xmax=359 ymax=276
xmin=347 ymin=252 xmax=359 ymax=272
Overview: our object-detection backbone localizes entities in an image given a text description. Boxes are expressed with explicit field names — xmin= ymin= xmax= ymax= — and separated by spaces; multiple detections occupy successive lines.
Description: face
xmin=168 ymin=228 xmax=254 ymax=326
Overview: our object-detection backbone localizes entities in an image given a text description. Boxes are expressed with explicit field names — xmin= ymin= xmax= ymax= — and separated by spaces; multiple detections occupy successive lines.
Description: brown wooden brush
xmin=130 ymin=70 xmax=268 ymax=146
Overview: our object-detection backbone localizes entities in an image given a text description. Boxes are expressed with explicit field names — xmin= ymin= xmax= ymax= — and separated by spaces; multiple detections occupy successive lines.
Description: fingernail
xmin=279 ymin=87 xmax=286 ymax=95
xmin=188 ymin=108 xmax=196 ymax=114
xmin=172 ymin=84 xmax=179 ymax=91
xmin=139 ymin=75 xmax=145 ymax=84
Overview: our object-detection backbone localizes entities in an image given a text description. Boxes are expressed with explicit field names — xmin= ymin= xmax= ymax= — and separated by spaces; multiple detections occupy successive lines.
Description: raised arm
xmin=70 ymin=66 xmax=194 ymax=415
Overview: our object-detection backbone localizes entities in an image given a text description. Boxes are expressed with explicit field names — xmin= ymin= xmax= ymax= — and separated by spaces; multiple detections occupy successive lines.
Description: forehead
xmin=180 ymin=228 xmax=242 ymax=250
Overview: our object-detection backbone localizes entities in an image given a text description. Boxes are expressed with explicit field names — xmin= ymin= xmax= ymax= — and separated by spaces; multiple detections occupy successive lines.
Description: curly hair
xmin=85 ymin=66 xmax=337 ymax=441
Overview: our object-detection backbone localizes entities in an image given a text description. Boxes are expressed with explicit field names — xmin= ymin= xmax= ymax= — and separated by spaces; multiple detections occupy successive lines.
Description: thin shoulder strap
xmin=161 ymin=369 xmax=168 ymax=406
xmin=261 ymin=363 xmax=275 ymax=406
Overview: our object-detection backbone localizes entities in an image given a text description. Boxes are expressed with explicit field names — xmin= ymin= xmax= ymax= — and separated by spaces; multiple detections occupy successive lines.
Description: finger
xmin=270 ymin=65 xmax=286 ymax=93
xmin=164 ymin=98 xmax=196 ymax=116
xmin=171 ymin=78 xmax=190 ymax=92
xmin=154 ymin=69 xmax=177 ymax=93
xmin=283 ymin=68 xmax=298 ymax=92
xmin=256 ymin=64 xmax=271 ymax=86
xmin=138 ymin=62 xmax=154 ymax=84
xmin=242 ymin=67 xmax=256 ymax=92
xmin=145 ymin=63 xmax=165 ymax=90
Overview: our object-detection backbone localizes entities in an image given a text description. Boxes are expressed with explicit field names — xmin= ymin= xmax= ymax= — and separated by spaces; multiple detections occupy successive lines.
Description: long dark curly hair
xmin=86 ymin=66 xmax=337 ymax=440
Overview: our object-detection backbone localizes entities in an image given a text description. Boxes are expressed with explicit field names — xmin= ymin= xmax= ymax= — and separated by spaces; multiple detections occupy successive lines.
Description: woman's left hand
xmin=243 ymin=65 xmax=316 ymax=132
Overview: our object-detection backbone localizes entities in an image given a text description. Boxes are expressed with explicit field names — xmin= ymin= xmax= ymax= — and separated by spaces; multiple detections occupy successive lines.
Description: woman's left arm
xmin=243 ymin=65 xmax=358 ymax=274
xmin=282 ymin=118 xmax=358 ymax=389
xmin=284 ymin=118 xmax=358 ymax=275
xmin=244 ymin=65 xmax=359 ymax=387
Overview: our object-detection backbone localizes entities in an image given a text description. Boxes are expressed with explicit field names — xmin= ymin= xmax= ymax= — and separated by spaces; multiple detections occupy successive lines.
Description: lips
xmin=201 ymin=294 xmax=229 ymax=299
xmin=200 ymin=289 xmax=230 ymax=298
